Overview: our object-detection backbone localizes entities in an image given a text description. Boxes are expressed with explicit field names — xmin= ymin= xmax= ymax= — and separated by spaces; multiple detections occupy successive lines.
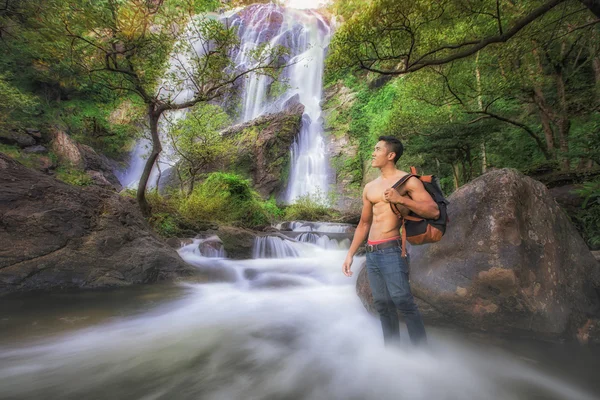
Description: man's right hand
xmin=342 ymin=255 xmax=353 ymax=277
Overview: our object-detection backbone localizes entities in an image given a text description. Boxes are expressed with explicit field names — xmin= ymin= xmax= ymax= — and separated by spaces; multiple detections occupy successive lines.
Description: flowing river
xmin=1 ymin=227 xmax=599 ymax=400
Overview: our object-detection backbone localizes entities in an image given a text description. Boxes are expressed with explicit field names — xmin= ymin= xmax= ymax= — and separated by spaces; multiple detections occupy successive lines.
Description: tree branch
xmin=357 ymin=0 xmax=569 ymax=75
xmin=467 ymin=110 xmax=551 ymax=159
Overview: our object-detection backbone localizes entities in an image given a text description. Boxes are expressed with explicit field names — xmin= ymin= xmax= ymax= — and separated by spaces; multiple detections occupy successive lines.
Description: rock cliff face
xmin=0 ymin=154 xmax=197 ymax=295
xmin=356 ymin=169 xmax=600 ymax=342
xmin=221 ymin=102 xmax=305 ymax=199
xmin=322 ymin=82 xmax=362 ymax=213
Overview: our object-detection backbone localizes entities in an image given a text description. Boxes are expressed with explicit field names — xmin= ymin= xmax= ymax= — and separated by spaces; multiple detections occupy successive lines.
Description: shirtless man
xmin=342 ymin=136 xmax=439 ymax=346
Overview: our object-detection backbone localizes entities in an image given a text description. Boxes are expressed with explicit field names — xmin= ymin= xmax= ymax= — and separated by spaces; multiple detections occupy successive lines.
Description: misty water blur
xmin=1 ymin=240 xmax=599 ymax=400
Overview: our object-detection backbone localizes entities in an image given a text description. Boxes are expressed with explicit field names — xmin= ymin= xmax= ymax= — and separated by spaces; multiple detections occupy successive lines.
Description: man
xmin=342 ymin=136 xmax=439 ymax=346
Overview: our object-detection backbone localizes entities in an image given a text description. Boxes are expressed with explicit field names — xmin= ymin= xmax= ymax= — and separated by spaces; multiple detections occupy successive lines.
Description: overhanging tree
xmin=328 ymin=0 xmax=600 ymax=75
xmin=60 ymin=0 xmax=285 ymax=216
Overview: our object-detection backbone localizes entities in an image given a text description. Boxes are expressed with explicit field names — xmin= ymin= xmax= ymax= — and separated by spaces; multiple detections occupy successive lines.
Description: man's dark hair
xmin=378 ymin=136 xmax=404 ymax=164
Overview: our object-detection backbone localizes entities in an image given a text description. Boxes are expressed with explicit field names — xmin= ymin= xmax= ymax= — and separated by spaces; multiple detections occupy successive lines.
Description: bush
xmin=284 ymin=193 xmax=339 ymax=221
xmin=54 ymin=165 xmax=93 ymax=186
xmin=573 ymin=180 xmax=600 ymax=250
xmin=177 ymin=172 xmax=282 ymax=228
xmin=0 ymin=143 xmax=47 ymax=170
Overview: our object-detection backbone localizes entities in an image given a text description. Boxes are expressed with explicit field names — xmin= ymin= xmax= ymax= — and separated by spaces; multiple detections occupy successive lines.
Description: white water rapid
xmin=116 ymin=4 xmax=332 ymax=202
xmin=0 ymin=235 xmax=598 ymax=399
xmin=227 ymin=5 xmax=332 ymax=202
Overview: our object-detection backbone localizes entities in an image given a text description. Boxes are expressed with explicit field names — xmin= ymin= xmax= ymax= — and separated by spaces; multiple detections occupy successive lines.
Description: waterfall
xmin=273 ymin=220 xmax=354 ymax=250
xmin=226 ymin=4 xmax=332 ymax=202
xmin=116 ymin=5 xmax=333 ymax=203
xmin=252 ymin=236 xmax=304 ymax=259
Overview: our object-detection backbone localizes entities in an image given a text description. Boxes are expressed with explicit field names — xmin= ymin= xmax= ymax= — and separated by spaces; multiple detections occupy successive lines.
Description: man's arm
xmin=384 ymin=177 xmax=439 ymax=219
xmin=343 ymin=186 xmax=373 ymax=277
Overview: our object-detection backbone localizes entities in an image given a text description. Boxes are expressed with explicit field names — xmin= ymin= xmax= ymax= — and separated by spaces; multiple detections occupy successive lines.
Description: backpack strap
xmin=391 ymin=173 xmax=415 ymax=190
xmin=390 ymin=172 xmax=418 ymax=258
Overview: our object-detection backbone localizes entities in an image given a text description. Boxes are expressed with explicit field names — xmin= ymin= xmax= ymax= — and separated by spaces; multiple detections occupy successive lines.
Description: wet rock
xmin=166 ymin=237 xmax=183 ymax=249
xmin=0 ymin=129 xmax=36 ymax=148
xmin=0 ymin=153 xmax=198 ymax=295
xmin=356 ymin=168 xmax=600 ymax=341
xmin=220 ymin=103 xmax=305 ymax=199
xmin=577 ymin=318 xmax=600 ymax=345
xmin=198 ymin=236 xmax=225 ymax=257
xmin=282 ymin=93 xmax=301 ymax=109
xmin=216 ymin=226 xmax=258 ymax=259
xmin=22 ymin=145 xmax=48 ymax=154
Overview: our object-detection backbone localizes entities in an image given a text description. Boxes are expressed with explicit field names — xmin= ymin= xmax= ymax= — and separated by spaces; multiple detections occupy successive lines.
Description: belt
xmin=365 ymin=238 xmax=401 ymax=253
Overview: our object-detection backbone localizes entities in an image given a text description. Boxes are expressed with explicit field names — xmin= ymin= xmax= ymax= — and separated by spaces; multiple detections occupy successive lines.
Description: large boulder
xmin=0 ymin=154 xmax=198 ymax=295
xmin=221 ymin=103 xmax=305 ymax=199
xmin=356 ymin=169 xmax=600 ymax=342
xmin=50 ymin=128 xmax=122 ymax=191
xmin=214 ymin=226 xmax=258 ymax=260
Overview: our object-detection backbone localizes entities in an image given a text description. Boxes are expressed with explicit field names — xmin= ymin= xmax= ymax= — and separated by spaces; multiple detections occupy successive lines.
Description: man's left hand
xmin=384 ymin=188 xmax=403 ymax=204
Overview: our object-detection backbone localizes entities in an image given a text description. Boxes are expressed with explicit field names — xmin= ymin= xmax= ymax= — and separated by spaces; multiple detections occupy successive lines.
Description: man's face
xmin=371 ymin=141 xmax=393 ymax=168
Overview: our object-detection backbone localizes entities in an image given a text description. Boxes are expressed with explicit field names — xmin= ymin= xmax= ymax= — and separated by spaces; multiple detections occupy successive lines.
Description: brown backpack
xmin=390 ymin=167 xmax=449 ymax=257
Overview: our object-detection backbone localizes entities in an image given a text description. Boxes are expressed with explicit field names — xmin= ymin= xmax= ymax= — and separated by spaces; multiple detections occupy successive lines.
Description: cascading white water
xmin=296 ymin=232 xmax=350 ymax=250
xmin=252 ymin=236 xmax=303 ymax=258
xmin=179 ymin=238 xmax=226 ymax=258
xmin=116 ymin=5 xmax=333 ymax=202
xmin=225 ymin=4 xmax=332 ymax=202
xmin=1 ymin=246 xmax=598 ymax=399
xmin=272 ymin=220 xmax=354 ymax=250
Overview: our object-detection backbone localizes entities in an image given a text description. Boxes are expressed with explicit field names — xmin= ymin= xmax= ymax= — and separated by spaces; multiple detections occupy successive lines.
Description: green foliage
xmin=168 ymin=103 xmax=232 ymax=190
xmin=573 ymin=180 xmax=600 ymax=249
xmin=284 ymin=192 xmax=340 ymax=221
xmin=54 ymin=165 xmax=93 ymax=186
xmin=0 ymin=74 xmax=38 ymax=129
xmin=177 ymin=172 xmax=282 ymax=227
xmin=50 ymin=97 xmax=143 ymax=158
xmin=0 ymin=143 xmax=49 ymax=170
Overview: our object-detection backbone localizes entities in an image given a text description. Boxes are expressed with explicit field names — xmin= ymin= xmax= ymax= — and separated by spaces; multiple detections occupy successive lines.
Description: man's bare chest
xmin=366 ymin=178 xmax=409 ymax=203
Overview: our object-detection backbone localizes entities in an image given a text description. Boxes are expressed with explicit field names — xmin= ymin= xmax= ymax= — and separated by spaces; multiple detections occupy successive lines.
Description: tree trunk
xmin=555 ymin=70 xmax=571 ymax=170
xmin=137 ymin=105 xmax=163 ymax=217
xmin=452 ymin=163 xmax=460 ymax=190
xmin=531 ymin=47 xmax=556 ymax=158
xmin=475 ymin=52 xmax=488 ymax=173
xmin=187 ymin=167 xmax=195 ymax=196
xmin=155 ymin=160 xmax=162 ymax=193
xmin=176 ymin=165 xmax=185 ymax=194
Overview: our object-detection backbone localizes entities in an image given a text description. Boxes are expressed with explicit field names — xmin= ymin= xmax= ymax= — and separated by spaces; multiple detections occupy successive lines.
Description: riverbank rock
xmin=214 ymin=226 xmax=258 ymax=259
xmin=220 ymin=103 xmax=304 ymax=199
xmin=0 ymin=154 xmax=198 ymax=295
xmin=356 ymin=168 xmax=600 ymax=342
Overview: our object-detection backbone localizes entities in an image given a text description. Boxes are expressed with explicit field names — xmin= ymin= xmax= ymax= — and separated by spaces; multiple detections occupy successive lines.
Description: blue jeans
xmin=366 ymin=246 xmax=427 ymax=346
